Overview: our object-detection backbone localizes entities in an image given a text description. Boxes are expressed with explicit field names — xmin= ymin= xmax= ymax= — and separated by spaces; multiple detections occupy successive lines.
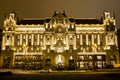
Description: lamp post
xmin=92 ymin=44 xmax=97 ymax=69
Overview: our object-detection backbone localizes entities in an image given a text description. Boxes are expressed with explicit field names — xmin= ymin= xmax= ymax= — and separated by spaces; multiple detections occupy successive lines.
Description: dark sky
xmin=0 ymin=0 xmax=120 ymax=29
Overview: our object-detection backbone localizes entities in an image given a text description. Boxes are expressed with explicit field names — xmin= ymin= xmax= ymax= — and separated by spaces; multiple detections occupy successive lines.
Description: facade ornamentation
xmin=0 ymin=11 xmax=119 ymax=70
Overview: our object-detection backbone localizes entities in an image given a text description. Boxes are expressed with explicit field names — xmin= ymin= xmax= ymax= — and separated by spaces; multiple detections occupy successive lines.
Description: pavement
xmin=0 ymin=69 xmax=120 ymax=74
xmin=0 ymin=69 xmax=120 ymax=80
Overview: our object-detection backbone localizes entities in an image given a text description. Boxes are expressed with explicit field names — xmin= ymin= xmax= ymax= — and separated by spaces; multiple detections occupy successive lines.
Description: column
xmin=98 ymin=34 xmax=100 ymax=45
xmin=2 ymin=35 xmax=5 ymax=50
xmin=105 ymin=36 xmax=108 ymax=45
xmin=37 ymin=34 xmax=39 ymax=45
xmin=66 ymin=35 xmax=69 ymax=49
xmin=44 ymin=35 xmax=46 ymax=46
xmin=51 ymin=35 xmax=54 ymax=50
xmin=50 ymin=24 xmax=52 ymax=29
xmin=46 ymin=23 xmax=48 ymax=29
xmin=20 ymin=34 xmax=22 ymax=45
xmin=54 ymin=36 xmax=56 ymax=44
xmin=63 ymin=36 xmax=65 ymax=45
xmin=92 ymin=34 xmax=94 ymax=45
xmin=80 ymin=34 xmax=83 ymax=45
xmin=12 ymin=36 xmax=14 ymax=46
xmin=115 ymin=35 xmax=118 ymax=46
xmin=74 ymin=35 xmax=76 ymax=49
xmin=32 ymin=34 xmax=34 ymax=45
xmin=26 ymin=34 xmax=28 ymax=45
xmin=72 ymin=23 xmax=74 ymax=29
xmin=86 ymin=34 xmax=88 ymax=45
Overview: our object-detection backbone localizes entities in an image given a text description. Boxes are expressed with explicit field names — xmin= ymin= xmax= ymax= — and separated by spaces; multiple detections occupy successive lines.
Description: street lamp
xmin=92 ymin=44 xmax=97 ymax=69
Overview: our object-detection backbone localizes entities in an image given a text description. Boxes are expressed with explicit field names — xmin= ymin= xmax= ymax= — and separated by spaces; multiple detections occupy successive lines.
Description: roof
xmin=75 ymin=18 xmax=103 ymax=24
xmin=17 ymin=19 xmax=45 ymax=25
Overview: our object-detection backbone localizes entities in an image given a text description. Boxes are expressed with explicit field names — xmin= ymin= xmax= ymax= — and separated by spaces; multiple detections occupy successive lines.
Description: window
xmin=77 ymin=35 xmax=79 ymax=39
xmin=40 ymin=41 xmax=42 ymax=45
xmin=17 ymin=35 xmax=20 ymax=39
xmin=28 ymin=35 xmax=31 ymax=39
xmin=94 ymin=34 xmax=97 ymax=39
xmin=17 ymin=41 xmax=20 ymax=46
xmin=97 ymin=56 xmax=102 ymax=60
xmin=40 ymin=35 xmax=43 ymax=39
xmin=97 ymin=61 xmax=102 ymax=68
xmin=89 ymin=56 xmax=92 ymax=60
xmin=34 ymin=34 xmax=37 ymax=40
xmin=79 ymin=56 xmax=84 ymax=60
xmin=34 ymin=42 xmax=37 ymax=46
xmin=23 ymin=35 xmax=26 ymax=39
xmin=69 ymin=56 xmax=74 ymax=60
xmin=6 ymin=37 xmax=11 ymax=46
xmin=57 ymin=47 xmax=63 ymax=53
xmin=80 ymin=62 xmax=84 ymax=68
xmin=69 ymin=35 xmax=72 ymax=40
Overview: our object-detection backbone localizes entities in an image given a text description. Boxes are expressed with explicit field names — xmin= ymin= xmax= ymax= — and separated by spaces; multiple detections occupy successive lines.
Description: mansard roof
xmin=17 ymin=19 xmax=45 ymax=25
xmin=75 ymin=18 xmax=103 ymax=24
xmin=17 ymin=12 xmax=103 ymax=25
xmin=17 ymin=18 xmax=103 ymax=25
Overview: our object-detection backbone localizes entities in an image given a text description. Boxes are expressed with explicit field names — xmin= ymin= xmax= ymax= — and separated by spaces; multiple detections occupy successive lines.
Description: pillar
xmin=32 ymin=34 xmax=34 ymax=45
xmin=80 ymin=34 xmax=83 ymax=45
xmin=92 ymin=34 xmax=94 ymax=45
xmin=98 ymin=34 xmax=100 ymax=45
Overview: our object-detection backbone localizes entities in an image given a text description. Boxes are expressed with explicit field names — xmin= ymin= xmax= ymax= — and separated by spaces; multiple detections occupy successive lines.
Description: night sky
xmin=0 ymin=0 xmax=120 ymax=29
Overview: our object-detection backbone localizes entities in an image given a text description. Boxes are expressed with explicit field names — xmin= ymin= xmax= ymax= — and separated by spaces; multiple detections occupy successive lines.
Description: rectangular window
xmin=28 ymin=34 xmax=31 ymax=39
xmin=34 ymin=42 xmax=37 ymax=46
xmin=34 ymin=34 xmax=37 ymax=39
xmin=40 ymin=35 xmax=43 ymax=39
xmin=17 ymin=41 xmax=20 ymax=46
xmin=97 ymin=56 xmax=102 ymax=60
xmin=17 ymin=35 xmax=20 ymax=39
xmin=23 ymin=35 xmax=26 ymax=39
xmin=77 ymin=35 xmax=79 ymax=39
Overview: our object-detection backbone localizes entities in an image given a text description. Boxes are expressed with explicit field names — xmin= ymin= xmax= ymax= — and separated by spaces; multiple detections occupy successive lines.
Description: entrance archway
xmin=55 ymin=54 xmax=65 ymax=70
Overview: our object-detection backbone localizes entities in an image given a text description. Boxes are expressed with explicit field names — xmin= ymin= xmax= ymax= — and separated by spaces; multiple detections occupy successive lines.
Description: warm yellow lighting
xmin=55 ymin=55 xmax=65 ymax=65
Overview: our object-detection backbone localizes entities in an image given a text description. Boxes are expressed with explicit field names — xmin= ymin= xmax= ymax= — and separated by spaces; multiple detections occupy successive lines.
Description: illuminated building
xmin=0 ymin=11 xmax=119 ymax=70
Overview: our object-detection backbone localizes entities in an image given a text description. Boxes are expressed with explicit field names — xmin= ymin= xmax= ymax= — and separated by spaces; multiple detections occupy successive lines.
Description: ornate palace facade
xmin=0 ymin=11 xmax=119 ymax=70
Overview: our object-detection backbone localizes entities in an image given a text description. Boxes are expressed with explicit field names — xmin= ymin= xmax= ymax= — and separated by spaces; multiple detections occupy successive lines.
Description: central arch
xmin=55 ymin=54 xmax=65 ymax=70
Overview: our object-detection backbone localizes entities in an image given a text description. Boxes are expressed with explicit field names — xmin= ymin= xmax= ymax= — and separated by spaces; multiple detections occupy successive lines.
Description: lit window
xmin=69 ymin=56 xmax=74 ymax=60
xmin=40 ymin=35 xmax=43 ymax=39
xmin=37 ymin=47 xmax=39 ymax=51
xmin=89 ymin=56 xmax=92 ymax=60
xmin=17 ymin=35 xmax=20 ymax=39
xmin=97 ymin=56 xmax=102 ymax=60
xmin=34 ymin=34 xmax=37 ymax=39
xmin=94 ymin=34 xmax=97 ymax=39
xmin=97 ymin=61 xmax=102 ymax=68
xmin=80 ymin=62 xmax=84 ymax=68
xmin=34 ymin=42 xmax=37 ymax=46
xmin=77 ymin=35 xmax=79 ymax=39
xmin=23 ymin=35 xmax=26 ymax=39
xmin=17 ymin=41 xmax=20 ymax=46
xmin=80 ymin=56 xmax=84 ymax=60
xmin=69 ymin=35 xmax=72 ymax=39
xmin=28 ymin=35 xmax=31 ymax=39
xmin=6 ymin=37 xmax=11 ymax=46
xmin=57 ymin=47 xmax=63 ymax=53
xmin=40 ymin=41 xmax=43 ymax=45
